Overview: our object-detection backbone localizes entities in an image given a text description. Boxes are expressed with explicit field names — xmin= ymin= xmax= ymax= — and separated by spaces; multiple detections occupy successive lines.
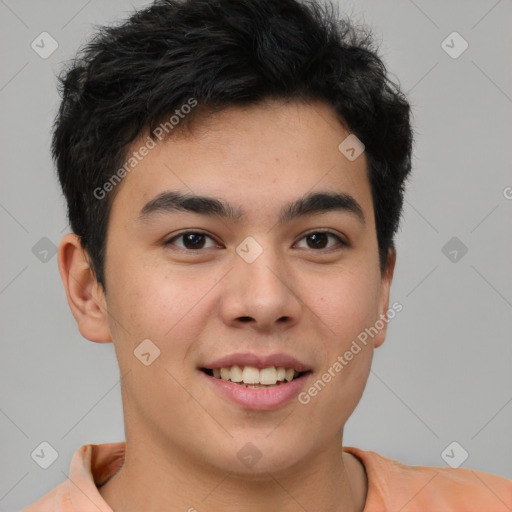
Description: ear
xmin=373 ymin=247 xmax=397 ymax=349
xmin=57 ymin=233 xmax=112 ymax=343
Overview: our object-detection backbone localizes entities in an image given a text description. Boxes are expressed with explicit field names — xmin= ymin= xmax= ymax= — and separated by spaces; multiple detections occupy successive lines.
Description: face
xmin=88 ymin=100 xmax=394 ymax=476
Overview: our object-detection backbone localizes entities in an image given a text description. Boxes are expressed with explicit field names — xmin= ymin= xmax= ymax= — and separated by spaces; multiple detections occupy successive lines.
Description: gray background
xmin=1 ymin=0 xmax=511 ymax=509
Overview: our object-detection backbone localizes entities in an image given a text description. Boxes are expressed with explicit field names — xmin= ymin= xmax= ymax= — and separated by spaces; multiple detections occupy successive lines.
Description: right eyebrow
xmin=137 ymin=190 xmax=244 ymax=223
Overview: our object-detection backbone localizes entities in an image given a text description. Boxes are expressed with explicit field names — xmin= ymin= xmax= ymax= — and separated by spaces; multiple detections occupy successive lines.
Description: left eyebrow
xmin=137 ymin=190 xmax=365 ymax=225
xmin=279 ymin=191 xmax=365 ymax=226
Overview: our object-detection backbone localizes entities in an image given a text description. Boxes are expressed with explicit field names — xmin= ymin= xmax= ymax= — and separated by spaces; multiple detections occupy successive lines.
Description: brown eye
xmin=165 ymin=231 xmax=217 ymax=250
xmin=306 ymin=233 xmax=329 ymax=249
xmin=295 ymin=231 xmax=346 ymax=250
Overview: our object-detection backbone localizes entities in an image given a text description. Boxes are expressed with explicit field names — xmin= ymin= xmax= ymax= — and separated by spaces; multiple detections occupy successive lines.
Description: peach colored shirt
xmin=22 ymin=442 xmax=512 ymax=511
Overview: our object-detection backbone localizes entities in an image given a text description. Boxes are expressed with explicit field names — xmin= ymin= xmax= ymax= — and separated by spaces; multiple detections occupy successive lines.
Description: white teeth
xmin=260 ymin=367 xmax=277 ymax=385
xmin=229 ymin=365 xmax=243 ymax=383
xmin=208 ymin=365 xmax=301 ymax=385
xmin=276 ymin=367 xmax=286 ymax=381
xmin=242 ymin=366 xmax=260 ymax=384
xmin=285 ymin=368 xmax=295 ymax=382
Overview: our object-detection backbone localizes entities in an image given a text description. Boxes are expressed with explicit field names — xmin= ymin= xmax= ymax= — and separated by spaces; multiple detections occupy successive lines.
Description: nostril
xmin=238 ymin=316 xmax=252 ymax=322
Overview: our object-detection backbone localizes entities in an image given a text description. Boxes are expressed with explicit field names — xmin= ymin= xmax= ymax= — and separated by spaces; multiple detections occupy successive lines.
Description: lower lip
xmin=200 ymin=371 xmax=311 ymax=411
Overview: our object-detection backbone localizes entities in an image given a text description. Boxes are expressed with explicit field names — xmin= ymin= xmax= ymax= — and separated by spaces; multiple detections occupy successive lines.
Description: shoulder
xmin=20 ymin=480 xmax=73 ymax=511
xmin=20 ymin=442 xmax=123 ymax=512
xmin=344 ymin=446 xmax=512 ymax=511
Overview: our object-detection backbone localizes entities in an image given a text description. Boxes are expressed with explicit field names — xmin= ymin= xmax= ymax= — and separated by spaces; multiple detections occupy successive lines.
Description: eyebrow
xmin=137 ymin=190 xmax=365 ymax=225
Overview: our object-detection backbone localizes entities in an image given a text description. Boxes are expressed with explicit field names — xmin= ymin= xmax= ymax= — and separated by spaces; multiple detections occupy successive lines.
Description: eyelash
xmin=164 ymin=229 xmax=348 ymax=252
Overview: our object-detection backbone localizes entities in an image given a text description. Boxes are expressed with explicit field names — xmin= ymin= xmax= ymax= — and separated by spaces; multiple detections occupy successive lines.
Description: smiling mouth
xmin=200 ymin=366 xmax=311 ymax=388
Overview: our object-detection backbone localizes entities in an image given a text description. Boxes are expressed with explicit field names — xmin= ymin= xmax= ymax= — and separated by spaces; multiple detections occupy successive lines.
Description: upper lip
xmin=201 ymin=352 xmax=311 ymax=372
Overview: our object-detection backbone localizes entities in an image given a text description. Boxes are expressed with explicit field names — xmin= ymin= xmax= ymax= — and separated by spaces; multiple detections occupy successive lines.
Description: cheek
xmin=106 ymin=261 xmax=219 ymax=358
xmin=299 ymin=270 xmax=378 ymax=432
xmin=311 ymin=266 xmax=381 ymax=343
xmin=104 ymin=265 xmax=215 ymax=423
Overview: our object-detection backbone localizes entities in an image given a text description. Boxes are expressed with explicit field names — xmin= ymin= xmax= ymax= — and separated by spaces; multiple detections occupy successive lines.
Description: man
xmin=23 ymin=0 xmax=512 ymax=510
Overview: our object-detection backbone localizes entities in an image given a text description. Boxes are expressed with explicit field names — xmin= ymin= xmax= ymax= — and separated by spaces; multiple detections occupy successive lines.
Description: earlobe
xmin=57 ymin=233 xmax=112 ymax=343
xmin=373 ymin=248 xmax=397 ymax=349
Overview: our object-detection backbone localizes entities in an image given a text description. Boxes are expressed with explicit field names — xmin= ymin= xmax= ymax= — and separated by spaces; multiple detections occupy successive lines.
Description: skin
xmin=58 ymin=99 xmax=396 ymax=512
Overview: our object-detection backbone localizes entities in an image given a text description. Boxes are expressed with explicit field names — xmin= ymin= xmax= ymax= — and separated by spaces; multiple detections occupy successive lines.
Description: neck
xmin=98 ymin=432 xmax=367 ymax=512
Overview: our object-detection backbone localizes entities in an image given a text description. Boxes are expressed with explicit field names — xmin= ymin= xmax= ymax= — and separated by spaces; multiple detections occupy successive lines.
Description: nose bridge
xmin=243 ymin=255 xmax=287 ymax=300
xmin=237 ymin=239 xmax=289 ymax=302
xmin=221 ymin=236 xmax=301 ymax=329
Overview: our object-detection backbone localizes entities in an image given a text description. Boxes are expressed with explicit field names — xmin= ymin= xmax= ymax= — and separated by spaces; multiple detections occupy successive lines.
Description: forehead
xmin=109 ymin=100 xmax=373 ymax=227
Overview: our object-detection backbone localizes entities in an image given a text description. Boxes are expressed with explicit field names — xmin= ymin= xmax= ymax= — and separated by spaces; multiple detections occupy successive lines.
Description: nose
xmin=219 ymin=245 xmax=302 ymax=333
